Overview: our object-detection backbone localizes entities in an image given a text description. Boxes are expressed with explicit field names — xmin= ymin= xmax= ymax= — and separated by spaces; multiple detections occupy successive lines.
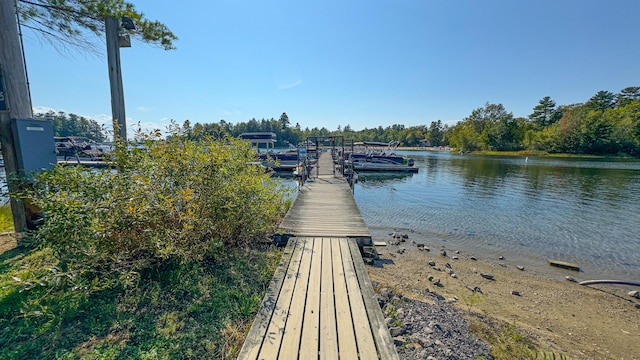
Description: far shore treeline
xmin=36 ymin=86 xmax=640 ymax=157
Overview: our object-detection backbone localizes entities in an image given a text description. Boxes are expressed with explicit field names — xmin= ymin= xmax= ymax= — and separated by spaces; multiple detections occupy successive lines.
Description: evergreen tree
xmin=17 ymin=0 xmax=177 ymax=51
xmin=617 ymin=87 xmax=640 ymax=107
xmin=529 ymin=96 xmax=559 ymax=128
xmin=586 ymin=90 xmax=617 ymax=111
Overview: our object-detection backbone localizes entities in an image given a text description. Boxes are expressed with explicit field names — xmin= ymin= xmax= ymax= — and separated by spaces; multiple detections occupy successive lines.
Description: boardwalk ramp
xmin=238 ymin=152 xmax=398 ymax=359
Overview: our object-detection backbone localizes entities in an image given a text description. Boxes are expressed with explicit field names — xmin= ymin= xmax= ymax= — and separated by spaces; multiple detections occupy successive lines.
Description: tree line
xmin=34 ymin=111 xmax=106 ymax=142
xmin=181 ymin=87 xmax=640 ymax=156
xmin=38 ymin=87 xmax=639 ymax=157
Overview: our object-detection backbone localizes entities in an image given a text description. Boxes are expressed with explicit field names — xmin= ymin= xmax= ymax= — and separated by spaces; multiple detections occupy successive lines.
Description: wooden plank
xmin=299 ymin=236 xmax=323 ymax=360
xmin=332 ymin=238 xmax=359 ymax=359
xmin=279 ymin=237 xmax=314 ymax=359
xmin=238 ymin=238 xmax=300 ymax=360
xmin=257 ymin=237 xmax=306 ymax=358
xmin=339 ymin=239 xmax=379 ymax=360
xmin=348 ymin=239 xmax=400 ymax=360
xmin=549 ymin=259 xmax=580 ymax=271
xmin=319 ymin=238 xmax=339 ymax=360
xmin=279 ymin=176 xmax=371 ymax=238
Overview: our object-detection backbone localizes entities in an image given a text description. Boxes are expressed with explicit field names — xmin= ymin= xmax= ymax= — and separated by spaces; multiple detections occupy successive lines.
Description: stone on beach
xmin=480 ymin=273 xmax=495 ymax=280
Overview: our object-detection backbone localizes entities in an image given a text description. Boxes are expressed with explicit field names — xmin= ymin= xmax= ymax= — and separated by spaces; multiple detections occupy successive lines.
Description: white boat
xmin=347 ymin=141 xmax=418 ymax=173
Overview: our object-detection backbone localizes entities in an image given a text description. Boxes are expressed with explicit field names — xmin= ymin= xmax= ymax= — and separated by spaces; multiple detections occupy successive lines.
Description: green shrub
xmin=22 ymin=128 xmax=290 ymax=289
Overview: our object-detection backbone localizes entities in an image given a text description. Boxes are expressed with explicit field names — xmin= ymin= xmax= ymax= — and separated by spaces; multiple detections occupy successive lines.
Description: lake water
xmin=3 ymin=152 xmax=639 ymax=281
xmin=353 ymin=151 xmax=640 ymax=282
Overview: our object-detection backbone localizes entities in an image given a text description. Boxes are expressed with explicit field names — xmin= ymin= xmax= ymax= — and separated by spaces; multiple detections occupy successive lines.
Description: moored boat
xmin=347 ymin=141 xmax=418 ymax=173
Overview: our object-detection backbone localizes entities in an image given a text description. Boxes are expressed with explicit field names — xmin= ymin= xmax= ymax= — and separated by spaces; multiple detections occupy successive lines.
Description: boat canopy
xmin=239 ymin=132 xmax=277 ymax=149
xmin=353 ymin=141 xmax=399 ymax=147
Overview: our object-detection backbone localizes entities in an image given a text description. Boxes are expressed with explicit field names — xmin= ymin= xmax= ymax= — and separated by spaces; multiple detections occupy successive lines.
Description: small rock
xmin=565 ymin=276 xmax=577 ymax=283
xmin=401 ymin=233 xmax=409 ymax=239
xmin=517 ymin=265 xmax=525 ymax=271
xmin=393 ymin=336 xmax=407 ymax=346
xmin=628 ymin=290 xmax=640 ymax=299
xmin=455 ymin=250 xmax=460 ymax=254
xmin=451 ymin=255 xmax=459 ymax=260
xmin=440 ymin=250 xmax=447 ymax=257
xmin=480 ymin=272 xmax=495 ymax=280
xmin=444 ymin=268 xmax=453 ymax=275
xmin=397 ymin=248 xmax=406 ymax=254
xmin=379 ymin=288 xmax=390 ymax=302
xmin=450 ymin=273 xmax=457 ymax=279
xmin=499 ymin=255 xmax=505 ymax=260
xmin=431 ymin=278 xmax=441 ymax=286
xmin=511 ymin=290 xmax=521 ymax=296
xmin=389 ymin=326 xmax=406 ymax=337
xmin=433 ymin=266 xmax=442 ymax=272
xmin=470 ymin=256 xmax=478 ymax=261
xmin=499 ymin=263 xmax=507 ymax=267
xmin=471 ymin=268 xmax=478 ymax=273
xmin=445 ymin=262 xmax=452 ymax=269
xmin=465 ymin=284 xmax=482 ymax=293
xmin=428 ymin=261 xmax=436 ymax=266
xmin=390 ymin=253 xmax=396 ymax=257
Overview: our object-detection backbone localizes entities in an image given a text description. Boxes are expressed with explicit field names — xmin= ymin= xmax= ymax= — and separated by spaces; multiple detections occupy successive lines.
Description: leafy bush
xmin=22 ymin=128 xmax=289 ymax=289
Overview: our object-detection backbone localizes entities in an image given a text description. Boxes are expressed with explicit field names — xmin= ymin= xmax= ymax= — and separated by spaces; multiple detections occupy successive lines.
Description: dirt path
xmin=368 ymin=245 xmax=640 ymax=360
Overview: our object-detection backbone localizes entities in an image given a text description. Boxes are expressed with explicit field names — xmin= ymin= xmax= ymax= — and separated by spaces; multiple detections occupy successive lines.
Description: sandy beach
xmin=368 ymin=240 xmax=640 ymax=359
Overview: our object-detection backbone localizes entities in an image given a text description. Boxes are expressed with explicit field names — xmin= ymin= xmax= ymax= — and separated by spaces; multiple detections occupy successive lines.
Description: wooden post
xmin=106 ymin=17 xmax=127 ymax=144
xmin=0 ymin=0 xmax=32 ymax=236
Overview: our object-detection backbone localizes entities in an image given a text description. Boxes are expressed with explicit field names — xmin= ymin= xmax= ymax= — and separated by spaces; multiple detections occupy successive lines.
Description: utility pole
xmin=106 ymin=17 xmax=127 ymax=144
xmin=0 ymin=0 xmax=32 ymax=236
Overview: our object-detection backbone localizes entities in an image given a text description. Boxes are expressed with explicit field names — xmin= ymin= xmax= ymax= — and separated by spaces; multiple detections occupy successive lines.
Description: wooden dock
xmin=238 ymin=152 xmax=399 ymax=359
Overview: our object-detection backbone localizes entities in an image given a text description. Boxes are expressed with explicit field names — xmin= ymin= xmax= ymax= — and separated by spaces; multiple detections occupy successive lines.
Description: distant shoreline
xmin=396 ymin=147 xmax=639 ymax=159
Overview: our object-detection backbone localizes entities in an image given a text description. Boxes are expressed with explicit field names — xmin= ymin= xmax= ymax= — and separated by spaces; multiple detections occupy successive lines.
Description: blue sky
xmin=23 ymin=0 xmax=640 ymax=136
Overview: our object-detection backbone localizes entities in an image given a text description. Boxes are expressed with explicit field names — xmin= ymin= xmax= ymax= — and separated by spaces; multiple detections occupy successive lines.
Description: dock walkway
xmin=238 ymin=152 xmax=398 ymax=359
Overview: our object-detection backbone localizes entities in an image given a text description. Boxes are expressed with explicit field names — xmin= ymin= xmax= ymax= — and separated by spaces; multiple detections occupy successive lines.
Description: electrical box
xmin=11 ymin=118 xmax=57 ymax=173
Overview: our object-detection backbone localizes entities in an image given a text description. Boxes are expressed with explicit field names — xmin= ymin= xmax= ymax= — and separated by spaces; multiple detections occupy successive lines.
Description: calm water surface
xmin=354 ymin=151 xmax=640 ymax=281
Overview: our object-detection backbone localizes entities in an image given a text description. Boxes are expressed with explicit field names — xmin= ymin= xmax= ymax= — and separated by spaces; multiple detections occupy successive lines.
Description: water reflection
xmin=356 ymin=151 xmax=640 ymax=280
xmin=356 ymin=173 xmax=413 ymax=188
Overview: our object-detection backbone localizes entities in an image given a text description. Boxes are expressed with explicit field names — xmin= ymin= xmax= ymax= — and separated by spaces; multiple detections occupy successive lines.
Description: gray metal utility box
xmin=11 ymin=118 xmax=57 ymax=173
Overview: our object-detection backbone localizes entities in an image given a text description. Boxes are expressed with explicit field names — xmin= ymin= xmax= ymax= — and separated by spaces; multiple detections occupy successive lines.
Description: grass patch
xmin=468 ymin=314 xmax=571 ymax=360
xmin=0 ymin=204 xmax=13 ymax=233
xmin=0 ymin=244 xmax=281 ymax=359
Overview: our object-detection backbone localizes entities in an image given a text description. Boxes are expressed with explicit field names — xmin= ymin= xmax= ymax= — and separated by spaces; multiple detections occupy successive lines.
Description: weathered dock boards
xmin=279 ymin=177 xmax=370 ymax=238
xmin=237 ymin=237 xmax=398 ymax=359
xmin=239 ymin=152 xmax=398 ymax=359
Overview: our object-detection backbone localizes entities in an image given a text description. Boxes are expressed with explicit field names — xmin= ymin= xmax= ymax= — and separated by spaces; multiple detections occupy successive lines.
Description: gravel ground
xmin=375 ymin=286 xmax=492 ymax=360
